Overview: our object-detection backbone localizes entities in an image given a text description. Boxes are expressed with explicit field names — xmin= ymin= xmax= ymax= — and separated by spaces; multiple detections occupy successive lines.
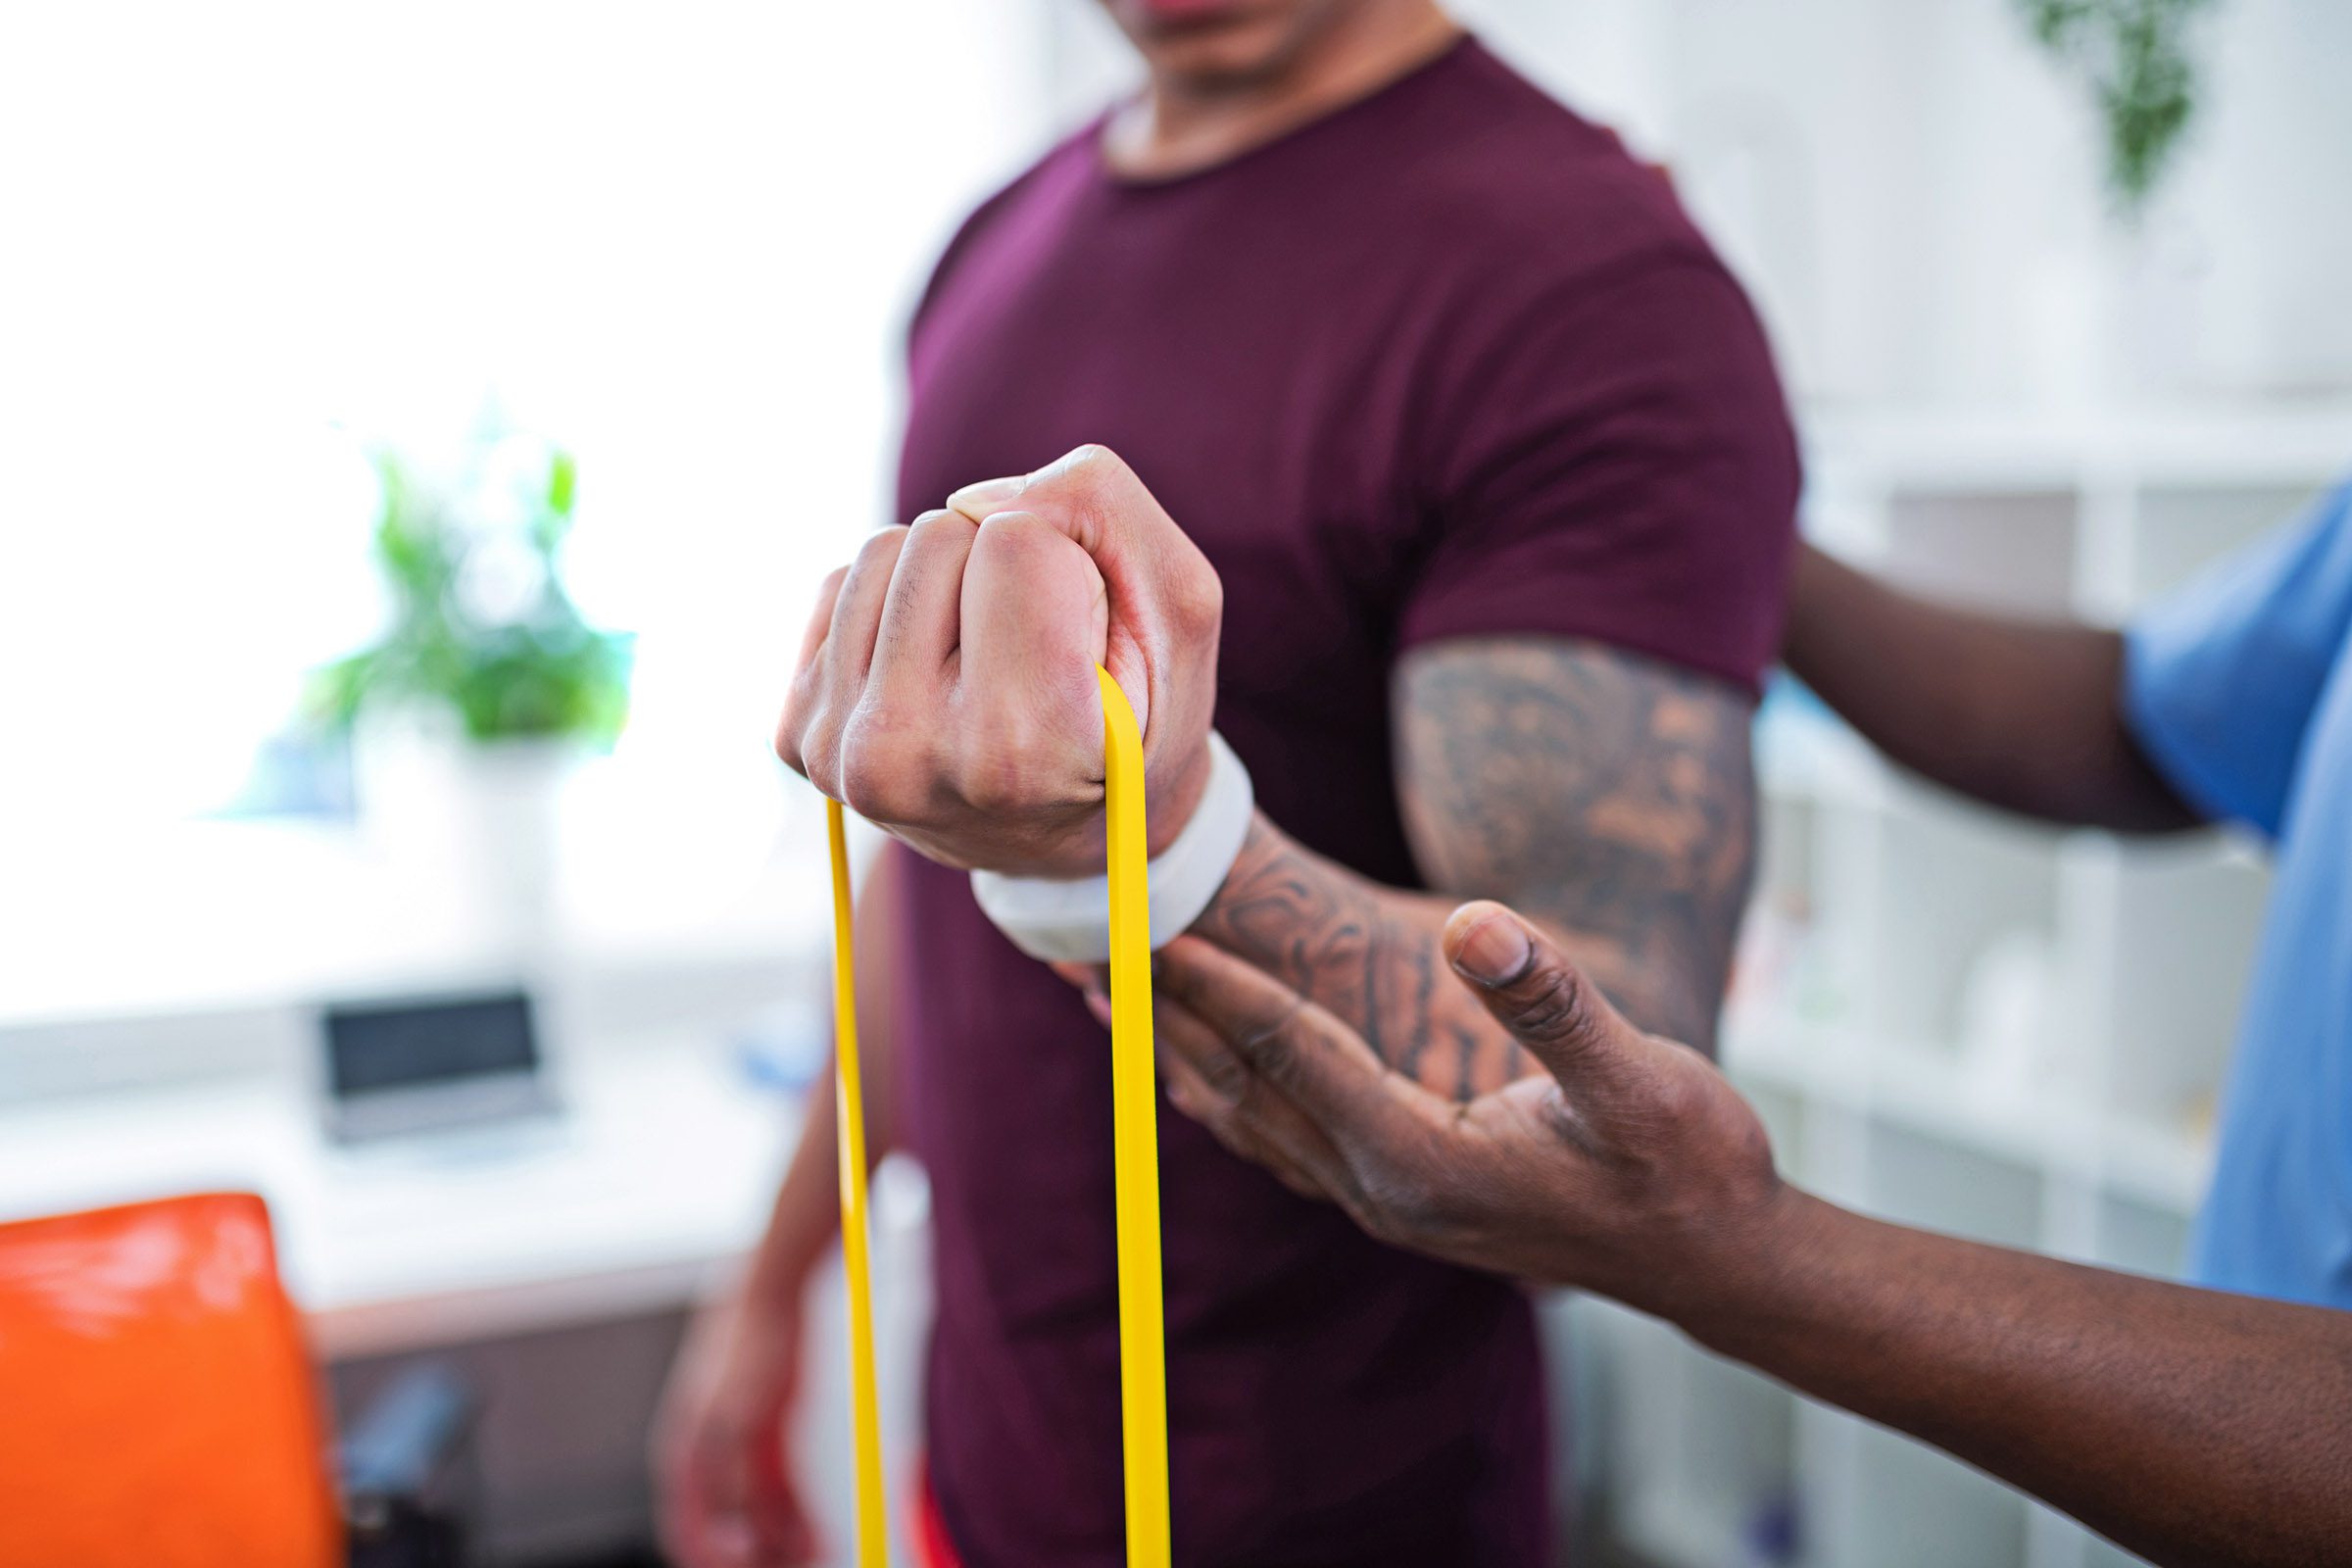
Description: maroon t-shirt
xmin=891 ymin=36 xmax=1797 ymax=1568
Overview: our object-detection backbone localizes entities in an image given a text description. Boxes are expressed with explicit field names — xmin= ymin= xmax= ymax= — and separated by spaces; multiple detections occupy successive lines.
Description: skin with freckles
xmin=1147 ymin=902 xmax=2352 ymax=1568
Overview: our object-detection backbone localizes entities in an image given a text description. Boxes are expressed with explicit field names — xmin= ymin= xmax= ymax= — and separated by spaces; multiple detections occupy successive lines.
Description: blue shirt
xmin=2127 ymin=478 xmax=2352 ymax=1305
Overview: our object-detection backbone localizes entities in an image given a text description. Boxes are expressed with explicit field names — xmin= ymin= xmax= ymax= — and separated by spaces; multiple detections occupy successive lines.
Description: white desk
xmin=0 ymin=1040 xmax=798 ymax=1358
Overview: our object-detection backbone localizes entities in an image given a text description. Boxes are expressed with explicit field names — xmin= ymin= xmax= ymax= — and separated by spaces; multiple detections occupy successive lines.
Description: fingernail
xmin=947 ymin=473 xmax=1026 ymax=512
xmin=1082 ymin=986 xmax=1112 ymax=1028
xmin=1451 ymin=910 xmax=1533 ymax=987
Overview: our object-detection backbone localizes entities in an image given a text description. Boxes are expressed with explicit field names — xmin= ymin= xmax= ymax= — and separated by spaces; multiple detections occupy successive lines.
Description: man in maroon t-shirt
xmin=657 ymin=2 xmax=1797 ymax=1565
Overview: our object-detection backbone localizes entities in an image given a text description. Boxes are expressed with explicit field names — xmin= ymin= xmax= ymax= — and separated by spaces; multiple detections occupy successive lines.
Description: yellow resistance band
xmin=1099 ymin=663 xmax=1174 ymax=1568
xmin=823 ymin=665 xmax=1172 ymax=1568
xmin=825 ymin=797 xmax=889 ymax=1568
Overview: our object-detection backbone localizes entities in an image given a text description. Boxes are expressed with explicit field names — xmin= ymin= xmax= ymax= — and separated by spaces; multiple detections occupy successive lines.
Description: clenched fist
xmin=776 ymin=444 xmax=1222 ymax=877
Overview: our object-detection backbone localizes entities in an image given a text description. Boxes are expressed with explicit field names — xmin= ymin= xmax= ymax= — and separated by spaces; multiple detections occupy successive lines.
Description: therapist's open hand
xmin=1152 ymin=902 xmax=1790 ymax=1313
xmin=774 ymin=444 xmax=1222 ymax=877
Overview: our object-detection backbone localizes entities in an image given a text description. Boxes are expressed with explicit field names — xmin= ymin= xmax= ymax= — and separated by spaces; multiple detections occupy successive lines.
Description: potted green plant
xmin=2017 ymin=0 xmax=2216 ymax=215
xmin=313 ymin=431 xmax=631 ymax=957
xmin=2013 ymin=0 xmax=2228 ymax=398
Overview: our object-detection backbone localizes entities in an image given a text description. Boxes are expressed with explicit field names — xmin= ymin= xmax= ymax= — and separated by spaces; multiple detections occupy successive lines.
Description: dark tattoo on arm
xmin=1397 ymin=638 xmax=1756 ymax=1053
xmin=1191 ymin=638 xmax=1755 ymax=1101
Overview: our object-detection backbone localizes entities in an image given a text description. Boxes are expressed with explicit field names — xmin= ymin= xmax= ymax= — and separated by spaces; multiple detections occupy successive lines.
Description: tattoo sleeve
xmin=1191 ymin=637 xmax=1757 ymax=1100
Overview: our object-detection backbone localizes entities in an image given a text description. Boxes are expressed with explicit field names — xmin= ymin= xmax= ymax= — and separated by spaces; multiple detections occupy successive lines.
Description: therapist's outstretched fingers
xmin=1067 ymin=956 xmax=1334 ymax=1200
xmin=1150 ymin=992 xmax=1340 ymax=1201
xmin=1444 ymin=900 xmax=1788 ymax=1307
xmin=1152 ymin=936 xmax=1448 ymax=1172
xmin=1443 ymin=902 xmax=1664 ymax=1142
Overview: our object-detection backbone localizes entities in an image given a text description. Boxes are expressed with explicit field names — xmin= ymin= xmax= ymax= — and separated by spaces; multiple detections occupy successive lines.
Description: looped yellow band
xmin=825 ymin=797 xmax=889 ymax=1568
xmin=1099 ymin=663 xmax=1174 ymax=1568
xmin=825 ymin=664 xmax=1172 ymax=1568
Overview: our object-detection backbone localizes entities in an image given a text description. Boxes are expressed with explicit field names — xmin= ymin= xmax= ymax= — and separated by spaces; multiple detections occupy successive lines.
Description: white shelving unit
xmin=1568 ymin=402 xmax=2352 ymax=1568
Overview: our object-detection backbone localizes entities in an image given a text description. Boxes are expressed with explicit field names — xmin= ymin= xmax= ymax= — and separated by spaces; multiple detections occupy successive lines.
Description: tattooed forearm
xmin=1191 ymin=638 xmax=1756 ymax=1102
xmin=1396 ymin=638 xmax=1757 ymax=1053
xmin=1193 ymin=818 xmax=1468 ymax=1085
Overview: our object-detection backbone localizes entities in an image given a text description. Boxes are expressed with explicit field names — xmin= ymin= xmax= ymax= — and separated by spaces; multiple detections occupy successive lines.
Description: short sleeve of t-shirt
xmin=1396 ymin=257 xmax=1800 ymax=697
xmin=2126 ymin=479 xmax=2352 ymax=839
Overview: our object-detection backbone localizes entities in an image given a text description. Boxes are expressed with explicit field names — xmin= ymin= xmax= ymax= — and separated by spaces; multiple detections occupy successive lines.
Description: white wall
xmin=1467 ymin=0 xmax=2352 ymax=407
xmin=0 ymin=0 xmax=1054 ymax=832
xmin=0 ymin=3 xmax=1069 ymax=1022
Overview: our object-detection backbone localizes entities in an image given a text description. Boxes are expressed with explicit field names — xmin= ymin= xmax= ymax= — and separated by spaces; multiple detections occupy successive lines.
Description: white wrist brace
xmin=970 ymin=731 xmax=1253 ymax=963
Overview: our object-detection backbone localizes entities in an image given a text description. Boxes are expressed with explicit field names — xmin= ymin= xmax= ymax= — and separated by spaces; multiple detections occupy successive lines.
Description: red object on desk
xmin=0 ymin=1192 xmax=340 ymax=1568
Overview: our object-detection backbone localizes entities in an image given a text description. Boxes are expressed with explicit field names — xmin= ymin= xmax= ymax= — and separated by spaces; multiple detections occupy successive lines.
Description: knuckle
xmin=1192 ymin=1039 xmax=1253 ymax=1102
xmin=797 ymin=719 xmax=845 ymax=798
xmin=957 ymin=745 xmax=1039 ymax=817
xmin=838 ymin=716 xmax=929 ymax=822
xmin=1167 ymin=553 xmax=1223 ymax=634
xmin=969 ymin=509 xmax=1055 ymax=563
xmin=1233 ymin=997 xmax=1309 ymax=1078
xmin=852 ymin=526 xmax=907 ymax=574
xmin=1360 ymin=1161 xmax=1448 ymax=1243
xmin=836 ymin=748 xmax=889 ymax=819
xmin=1203 ymin=1111 xmax=1260 ymax=1169
xmin=959 ymin=696 xmax=1080 ymax=802
xmin=1031 ymin=444 xmax=1131 ymax=518
xmin=1508 ymin=962 xmax=1598 ymax=1051
xmin=1061 ymin=442 xmax=1122 ymax=482
xmin=773 ymin=688 xmax=815 ymax=770
xmin=791 ymin=566 xmax=852 ymax=666
xmin=1644 ymin=1055 xmax=1713 ymax=1128
xmin=906 ymin=508 xmax=978 ymax=551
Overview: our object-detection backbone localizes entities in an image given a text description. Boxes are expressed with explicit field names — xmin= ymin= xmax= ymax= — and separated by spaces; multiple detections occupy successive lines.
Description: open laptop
xmin=319 ymin=990 xmax=559 ymax=1144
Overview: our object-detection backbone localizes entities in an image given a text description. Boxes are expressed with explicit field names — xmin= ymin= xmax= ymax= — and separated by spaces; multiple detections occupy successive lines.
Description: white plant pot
xmin=353 ymin=714 xmax=584 ymax=965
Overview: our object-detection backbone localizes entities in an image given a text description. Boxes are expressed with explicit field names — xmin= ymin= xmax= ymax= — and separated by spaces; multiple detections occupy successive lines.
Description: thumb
xmin=1442 ymin=903 xmax=1643 ymax=1095
xmin=946 ymin=443 xmax=1151 ymax=564
xmin=947 ymin=444 xmax=1221 ymax=745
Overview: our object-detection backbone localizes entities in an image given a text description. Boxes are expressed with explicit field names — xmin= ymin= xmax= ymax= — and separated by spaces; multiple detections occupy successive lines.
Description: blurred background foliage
xmin=310 ymin=435 xmax=633 ymax=746
xmin=2018 ymin=0 xmax=2219 ymax=210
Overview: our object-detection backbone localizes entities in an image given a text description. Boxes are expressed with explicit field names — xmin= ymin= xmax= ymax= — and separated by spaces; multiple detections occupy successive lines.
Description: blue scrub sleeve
xmin=2125 ymin=479 xmax=2352 ymax=840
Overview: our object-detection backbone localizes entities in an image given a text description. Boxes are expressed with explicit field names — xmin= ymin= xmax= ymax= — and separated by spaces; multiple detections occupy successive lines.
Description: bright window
xmin=0 ymin=1 xmax=1059 ymax=1014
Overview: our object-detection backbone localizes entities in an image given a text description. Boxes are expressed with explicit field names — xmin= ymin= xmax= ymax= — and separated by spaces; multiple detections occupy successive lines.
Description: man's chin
xmin=1110 ymin=1 xmax=1306 ymax=89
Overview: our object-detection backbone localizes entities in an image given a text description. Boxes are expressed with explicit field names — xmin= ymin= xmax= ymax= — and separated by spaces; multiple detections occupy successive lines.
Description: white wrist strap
xmin=971 ymin=731 xmax=1253 ymax=963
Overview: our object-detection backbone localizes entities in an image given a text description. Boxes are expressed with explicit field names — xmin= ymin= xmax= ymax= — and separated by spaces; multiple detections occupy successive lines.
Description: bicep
xmin=1393 ymin=636 xmax=1757 ymax=1051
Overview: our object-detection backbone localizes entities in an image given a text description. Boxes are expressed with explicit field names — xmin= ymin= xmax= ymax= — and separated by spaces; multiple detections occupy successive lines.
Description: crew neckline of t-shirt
xmin=1092 ymin=31 xmax=1483 ymax=197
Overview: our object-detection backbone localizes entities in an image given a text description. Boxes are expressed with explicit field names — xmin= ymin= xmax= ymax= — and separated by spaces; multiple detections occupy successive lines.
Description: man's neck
xmin=1103 ymin=3 xmax=1461 ymax=181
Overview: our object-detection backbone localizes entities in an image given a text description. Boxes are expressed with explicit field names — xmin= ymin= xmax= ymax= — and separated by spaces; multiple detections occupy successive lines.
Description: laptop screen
xmin=323 ymin=992 xmax=540 ymax=1100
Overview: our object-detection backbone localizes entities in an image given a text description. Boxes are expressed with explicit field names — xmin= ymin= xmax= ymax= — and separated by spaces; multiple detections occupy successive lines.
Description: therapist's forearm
xmin=1785 ymin=545 xmax=2200 ymax=833
xmin=1689 ymin=1190 xmax=2352 ymax=1568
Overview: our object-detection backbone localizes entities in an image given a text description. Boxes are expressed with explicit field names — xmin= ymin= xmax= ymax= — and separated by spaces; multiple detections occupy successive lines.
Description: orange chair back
xmin=0 ymin=1192 xmax=341 ymax=1568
